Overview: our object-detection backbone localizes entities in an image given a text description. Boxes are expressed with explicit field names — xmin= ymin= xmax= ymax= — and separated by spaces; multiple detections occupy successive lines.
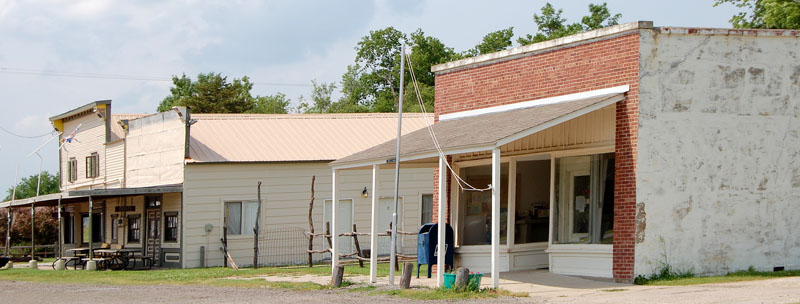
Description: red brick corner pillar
xmin=613 ymin=90 xmax=639 ymax=283
xmin=432 ymin=156 xmax=452 ymax=224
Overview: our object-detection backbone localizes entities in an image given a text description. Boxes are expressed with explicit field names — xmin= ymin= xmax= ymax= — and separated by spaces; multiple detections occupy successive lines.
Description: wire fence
xmin=253 ymin=226 xmax=419 ymax=267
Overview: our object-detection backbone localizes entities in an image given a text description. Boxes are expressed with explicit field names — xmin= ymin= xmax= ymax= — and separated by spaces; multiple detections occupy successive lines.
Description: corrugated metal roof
xmin=188 ymin=113 xmax=433 ymax=162
xmin=110 ymin=114 xmax=148 ymax=142
xmin=332 ymin=93 xmax=624 ymax=166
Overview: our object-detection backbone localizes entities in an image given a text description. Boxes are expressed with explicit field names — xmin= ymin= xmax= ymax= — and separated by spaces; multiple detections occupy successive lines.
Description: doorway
xmin=324 ymin=199 xmax=353 ymax=255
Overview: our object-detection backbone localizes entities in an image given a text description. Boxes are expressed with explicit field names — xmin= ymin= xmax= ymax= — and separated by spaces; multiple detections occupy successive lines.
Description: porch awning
xmin=69 ymin=184 xmax=182 ymax=198
xmin=0 ymin=192 xmax=87 ymax=208
xmin=331 ymin=91 xmax=625 ymax=169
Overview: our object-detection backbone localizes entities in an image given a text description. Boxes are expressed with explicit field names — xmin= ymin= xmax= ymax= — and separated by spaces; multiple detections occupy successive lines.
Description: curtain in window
xmin=226 ymin=202 xmax=242 ymax=235
xmin=241 ymin=202 xmax=259 ymax=235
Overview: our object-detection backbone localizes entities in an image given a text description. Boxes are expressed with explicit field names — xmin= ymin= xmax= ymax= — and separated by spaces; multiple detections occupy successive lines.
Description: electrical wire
xmin=0 ymin=67 xmax=313 ymax=87
xmin=405 ymin=52 xmax=491 ymax=192
xmin=0 ymin=125 xmax=55 ymax=139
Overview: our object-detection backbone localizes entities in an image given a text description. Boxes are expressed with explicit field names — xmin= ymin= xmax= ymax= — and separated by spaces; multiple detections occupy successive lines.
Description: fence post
xmin=307 ymin=176 xmax=315 ymax=267
xmin=352 ymin=224 xmax=364 ymax=268
xmin=254 ymin=181 xmax=262 ymax=269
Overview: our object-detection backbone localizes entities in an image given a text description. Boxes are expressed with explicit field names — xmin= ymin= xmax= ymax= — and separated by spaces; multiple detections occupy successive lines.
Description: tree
xmin=157 ymin=73 xmax=291 ymax=114
xmin=1 ymin=171 xmax=60 ymax=248
xmin=518 ymin=2 xmax=621 ymax=45
xmin=714 ymin=0 xmax=800 ymax=29
xmin=297 ymin=80 xmax=337 ymax=113
xmin=354 ymin=27 xmax=407 ymax=111
xmin=250 ymin=93 xmax=291 ymax=114
xmin=4 ymin=171 xmax=59 ymax=201
xmin=464 ymin=27 xmax=516 ymax=57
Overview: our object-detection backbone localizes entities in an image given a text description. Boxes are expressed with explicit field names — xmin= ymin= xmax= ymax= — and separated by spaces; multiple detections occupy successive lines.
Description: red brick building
xmin=333 ymin=21 xmax=800 ymax=285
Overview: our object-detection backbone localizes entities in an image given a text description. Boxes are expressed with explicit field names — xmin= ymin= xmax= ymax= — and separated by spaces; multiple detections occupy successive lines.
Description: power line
xmin=0 ymin=67 xmax=313 ymax=87
xmin=0 ymin=125 xmax=55 ymax=139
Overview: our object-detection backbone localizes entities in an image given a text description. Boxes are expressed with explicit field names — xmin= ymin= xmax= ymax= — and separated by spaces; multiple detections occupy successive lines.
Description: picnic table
xmin=94 ymin=249 xmax=140 ymax=270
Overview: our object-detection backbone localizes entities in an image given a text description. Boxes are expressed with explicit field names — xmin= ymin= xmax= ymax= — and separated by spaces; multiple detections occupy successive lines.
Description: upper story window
xmin=68 ymin=158 xmax=78 ymax=183
xmin=85 ymin=152 xmax=99 ymax=178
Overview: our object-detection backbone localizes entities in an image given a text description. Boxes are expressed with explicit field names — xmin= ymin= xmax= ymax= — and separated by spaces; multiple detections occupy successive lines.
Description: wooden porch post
xmin=437 ymin=156 xmax=447 ymax=287
xmin=57 ymin=196 xmax=62 ymax=259
xmin=331 ymin=168 xmax=338 ymax=272
xmin=369 ymin=164 xmax=379 ymax=283
xmin=30 ymin=202 xmax=34 ymax=260
xmin=89 ymin=196 xmax=93 ymax=259
xmin=5 ymin=207 xmax=10 ymax=256
xmin=491 ymin=148 xmax=501 ymax=288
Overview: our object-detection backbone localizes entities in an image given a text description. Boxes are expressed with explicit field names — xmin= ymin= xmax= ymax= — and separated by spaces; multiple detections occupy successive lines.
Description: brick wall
xmin=432 ymin=32 xmax=640 ymax=281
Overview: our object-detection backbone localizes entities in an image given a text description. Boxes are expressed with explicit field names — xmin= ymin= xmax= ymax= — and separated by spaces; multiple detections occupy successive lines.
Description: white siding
xmin=60 ymin=113 xmax=107 ymax=191
xmin=182 ymin=162 xmax=433 ymax=268
xmin=105 ymin=141 xmax=125 ymax=188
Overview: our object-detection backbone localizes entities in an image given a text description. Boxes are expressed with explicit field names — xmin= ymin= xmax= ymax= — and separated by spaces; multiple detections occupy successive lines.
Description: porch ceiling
xmin=0 ymin=192 xmax=86 ymax=208
xmin=332 ymin=93 xmax=624 ymax=168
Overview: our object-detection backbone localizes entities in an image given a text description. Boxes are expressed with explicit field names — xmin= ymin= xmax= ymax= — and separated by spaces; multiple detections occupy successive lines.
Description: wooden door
xmin=146 ymin=209 xmax=162 ymax=267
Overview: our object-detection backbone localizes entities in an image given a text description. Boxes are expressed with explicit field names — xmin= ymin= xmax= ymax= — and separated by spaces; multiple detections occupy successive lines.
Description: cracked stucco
xmin=634 ymin=30 xmax=800 ymax=276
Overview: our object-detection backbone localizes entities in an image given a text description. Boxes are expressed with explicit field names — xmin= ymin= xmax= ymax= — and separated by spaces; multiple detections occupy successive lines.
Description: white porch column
xmin=436 ymin=156 xmax=447 ymax=287
xmin=491 ymin=148 xmax=501 ymax=288
xmin=369 ymin=164 xmax=379 ymax=283
xmin=331 ymin=168 xmax=338 ymax=272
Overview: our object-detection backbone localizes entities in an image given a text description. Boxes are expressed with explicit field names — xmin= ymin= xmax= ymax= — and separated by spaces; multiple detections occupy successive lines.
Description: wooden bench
xmin=127 ymin=255 xmax=153 ymax=270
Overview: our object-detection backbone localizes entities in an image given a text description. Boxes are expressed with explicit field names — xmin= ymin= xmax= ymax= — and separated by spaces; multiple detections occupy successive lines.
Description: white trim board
xmin=439 ymin=85 xmax=629 ymax=121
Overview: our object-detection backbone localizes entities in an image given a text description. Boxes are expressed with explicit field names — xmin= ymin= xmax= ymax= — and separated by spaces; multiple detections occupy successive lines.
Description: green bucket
xmin=442 ymin=273 xmax=483 ymax=291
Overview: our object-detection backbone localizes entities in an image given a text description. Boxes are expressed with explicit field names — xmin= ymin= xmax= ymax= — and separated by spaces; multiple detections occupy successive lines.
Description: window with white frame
xmin=67 ymin=158 xmax=77 ymax=182
xmin=421 ymin=194 xmax=433 ymax=225
xmin=458 ymin=163 xmax=509 ymax=246
xmin=86 ymin=152 xmax=99 ymax=178
xmin=553 ymin=153 xmax=615 ymax=244
xmin=225 ymin=201 xmax=258 ymax=235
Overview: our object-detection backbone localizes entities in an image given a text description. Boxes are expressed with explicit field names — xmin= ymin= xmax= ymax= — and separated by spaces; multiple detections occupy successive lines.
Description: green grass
xmin=371 ymin=287 xmax=528 ymax=300
xmin=348 ymin=285 xmax=377 ymax=293
xmin=638 ymin=267 xmax=800 ymax=286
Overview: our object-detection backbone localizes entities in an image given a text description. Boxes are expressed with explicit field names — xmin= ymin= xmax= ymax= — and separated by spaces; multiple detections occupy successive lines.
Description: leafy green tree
xmin=157 ymin=73 xmax=291 ymax=114
xmin=298 ymin=80 xmax=337 ymax=113
xmin=4 ymin=171 xmax=59 ymax=201
xmin=1 ymin=171 xmax=60 ymax=248
xmin=464 ymin=27 xmax=516 ymax=57
xmin=714 ymin=0 xmax=800 ymax=29
xmin=250 ymin=93 xmax=291 ymax=114
xmin=355 ymin=27 xmax=407 ymax=110
xmin=518 ymin=2 xmax=621 ymax=45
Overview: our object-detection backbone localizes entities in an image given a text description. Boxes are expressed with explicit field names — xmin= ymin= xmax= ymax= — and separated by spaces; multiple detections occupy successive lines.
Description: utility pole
xmin=389 ymin=43 xmax=406 ymax=285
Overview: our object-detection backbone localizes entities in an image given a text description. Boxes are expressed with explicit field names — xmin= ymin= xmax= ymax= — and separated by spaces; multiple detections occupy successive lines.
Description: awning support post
xmin=491 ymin=148 xmax=501 ymax=288
xmin=30 ymin=202 xmax=35 ymax=261
xmin=331 ymin=168 xmax=338 ymax=272
xmin=89 ymin=195 xmax=93 ymax=259
xmin=57 ymin=196 xmax=62 ymax=259
xmin=369 ymin=164 xmax=379 ymax=283
xmin=436 ymin=156 xmax=447 ymax=287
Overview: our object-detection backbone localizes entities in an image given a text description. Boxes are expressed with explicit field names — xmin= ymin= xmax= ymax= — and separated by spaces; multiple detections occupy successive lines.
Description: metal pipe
xmin=89 ymin=195 xmax=93 ymax=259
xmin=389 ymin=42 xmax=406 ymax=285
xmin=30 ymin=202 xmax=34 ymax=260
xmin=57 ymin=196 xmax=62 ymax=259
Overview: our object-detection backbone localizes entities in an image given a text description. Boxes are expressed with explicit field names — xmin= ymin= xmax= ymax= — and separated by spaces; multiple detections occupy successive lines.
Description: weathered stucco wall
xmin=636 ymin=29 xmax=800 ymax=276
xmin=125 ymin=110 xmax=186 ymax=188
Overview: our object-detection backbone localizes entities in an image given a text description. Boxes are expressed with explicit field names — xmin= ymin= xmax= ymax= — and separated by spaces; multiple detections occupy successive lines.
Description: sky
xmin=0 ymin=0 xmax=741 ymax=194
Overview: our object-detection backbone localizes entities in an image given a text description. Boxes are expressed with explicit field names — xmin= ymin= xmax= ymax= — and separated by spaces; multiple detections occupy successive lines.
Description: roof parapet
xmin=431 ymin=21 xmax=653 ymax=74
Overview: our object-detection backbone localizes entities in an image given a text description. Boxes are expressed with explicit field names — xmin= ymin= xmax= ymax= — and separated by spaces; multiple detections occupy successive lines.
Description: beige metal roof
xmin=188 ymin=113 xmax=433 ymax=162
xmin=332 ymin=93 xmax=624 ymax=167
xmin=110 ymin=114 xmax=147 ymax=142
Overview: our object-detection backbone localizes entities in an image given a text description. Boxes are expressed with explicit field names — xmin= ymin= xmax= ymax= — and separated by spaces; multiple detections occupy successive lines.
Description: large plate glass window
xmin=553 ymin=153 xmax=614 ymax=244
xmin=459 ymin=163 xmax=509 ymax=246
xmin=514 ymin=159 xmax=551 ymax=244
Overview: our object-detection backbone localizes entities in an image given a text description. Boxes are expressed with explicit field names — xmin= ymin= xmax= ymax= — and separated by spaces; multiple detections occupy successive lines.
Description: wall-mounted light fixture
xmin=362 ymin=187 xmax=368 ymax=198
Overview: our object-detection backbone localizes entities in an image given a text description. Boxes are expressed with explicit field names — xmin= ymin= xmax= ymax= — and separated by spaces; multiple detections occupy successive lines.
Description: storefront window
xmin=514 ymin=160 xmax=551 ymax=244
xmin=553 ymin=153 xmax=614 ymax=244
xmin=459 ymin=163 xmax=508 ymax=246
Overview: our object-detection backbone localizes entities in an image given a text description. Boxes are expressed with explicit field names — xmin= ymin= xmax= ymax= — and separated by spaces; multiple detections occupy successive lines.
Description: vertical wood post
xmin=307 ymin=176 xmax=316 ymax=268
xmin=369 ymin=164 xmax=379 ymax=283
xmin=30 ymin=203 xmax=34 ymax=260
xmin=454 ymin=267 xmax=470 ymax=290
xmin=400 ymin=262 xmax=413 ymax=289
xmin=324 ymin=222 xmax=332 ymax=250
xmin=331 ymin=264 xmax=344 ymax=287
xmin=57 ymin=196 xmax=62 ymax=259
xmin=89 ymin=196 xmax=93 ymax=259
xmin=352 ymin=224 xmax=364 ymax=268
xmin=437 ymin=156 xmax=447 ymax=287
xmin=331 ymin=168 xmax=338 ymax=273
xmin=254 ymin=181 xmax=262 ymax=269
xmin=4 ymin=207 xmax=10 ymax=256
xmin=222 ymin=219 xmax=228 ymax=268
xmin=491 ymin=148 xmax=501 ymax=288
